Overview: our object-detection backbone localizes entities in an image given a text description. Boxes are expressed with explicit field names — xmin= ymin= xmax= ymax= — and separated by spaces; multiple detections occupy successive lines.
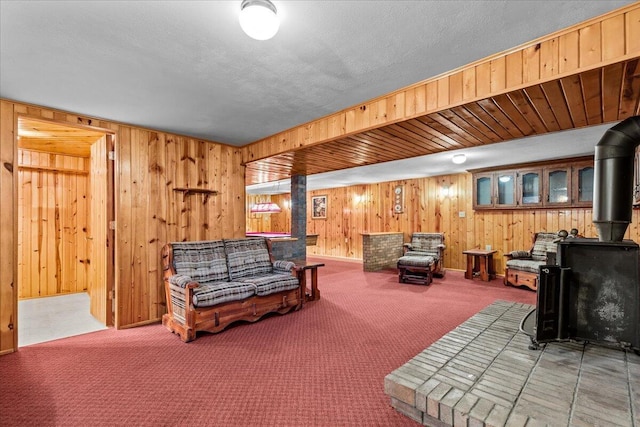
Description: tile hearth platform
xmin=385 ymin=300 xmax=640 ymax=426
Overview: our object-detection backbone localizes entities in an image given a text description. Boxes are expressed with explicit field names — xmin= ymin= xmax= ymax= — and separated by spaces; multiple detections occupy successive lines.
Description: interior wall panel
xmin=115 ymin=127 xmax=245 ymax=329
xmin=17 ymin=149 xmax=90 ymax=299
xmin=0 ymin=101 xmax=16 ymax=355
xmin=242 ymin=171 xmax=640 ymax=278
xmin=0 ymin=101 xmax=246 ymax=353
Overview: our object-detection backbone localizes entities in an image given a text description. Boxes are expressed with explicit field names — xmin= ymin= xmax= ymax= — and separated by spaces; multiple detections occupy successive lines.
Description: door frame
xmin=13 ymin=114 xmax=117 ymax=338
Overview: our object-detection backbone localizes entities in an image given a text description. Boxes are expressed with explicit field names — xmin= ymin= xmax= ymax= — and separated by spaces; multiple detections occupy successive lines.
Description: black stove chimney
xmin=593 ymin=116 xmax=640 ymax=241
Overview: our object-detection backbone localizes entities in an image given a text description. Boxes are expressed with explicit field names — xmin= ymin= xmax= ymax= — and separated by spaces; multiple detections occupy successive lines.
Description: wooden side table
xmin=462 ymin=249 xmax=497 ymax=282
xmin=291 ymin=260 xmax=325 ymax=303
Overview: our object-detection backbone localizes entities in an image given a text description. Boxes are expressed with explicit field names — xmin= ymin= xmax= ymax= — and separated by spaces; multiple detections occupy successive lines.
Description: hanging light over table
xmin=250 ymin=202 xmax=282 ymax=214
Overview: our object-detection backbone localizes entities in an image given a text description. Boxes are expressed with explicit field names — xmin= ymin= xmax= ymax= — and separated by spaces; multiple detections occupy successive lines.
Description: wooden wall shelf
xmin=173 ymin=187 xmax=218 ymax=202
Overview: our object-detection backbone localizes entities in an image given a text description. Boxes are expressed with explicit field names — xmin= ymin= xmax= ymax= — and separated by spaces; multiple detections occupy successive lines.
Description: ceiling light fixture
xmin=239 ymin=0 xmax=280 ymax=41
xmin=250 ymin=202 xmax=282 ymax=214
xmin=451 ymin=153 xmax=467 ymax=164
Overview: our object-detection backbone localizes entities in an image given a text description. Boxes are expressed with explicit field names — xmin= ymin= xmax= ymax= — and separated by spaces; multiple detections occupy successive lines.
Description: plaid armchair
xmin=504 ymin=232 xmax=559 ymax=291
xmin=397 ymin=233 xmax=446 ymax=285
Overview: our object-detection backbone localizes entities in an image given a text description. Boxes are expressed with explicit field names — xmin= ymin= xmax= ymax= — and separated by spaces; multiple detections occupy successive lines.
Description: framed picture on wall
xmin=311 ymin=195 xmax=327 ymax=219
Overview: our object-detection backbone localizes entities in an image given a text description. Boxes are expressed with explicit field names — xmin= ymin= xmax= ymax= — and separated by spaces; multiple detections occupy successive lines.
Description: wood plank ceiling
xmin=18 ymin=117 xmax=105 ymax=157
xmin=245 ymin=58 xmax=640 ymax=186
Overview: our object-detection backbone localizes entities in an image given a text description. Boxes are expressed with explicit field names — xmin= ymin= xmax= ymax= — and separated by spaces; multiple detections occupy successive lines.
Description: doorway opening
xmin=16 ymin=116 xmax=115 ymax=347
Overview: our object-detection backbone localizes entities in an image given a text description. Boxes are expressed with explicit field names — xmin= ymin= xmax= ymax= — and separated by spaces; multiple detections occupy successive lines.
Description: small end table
xmin=291 ymin=259 xmax=325 ymax=303
xmin=462 ymin=249 xmax=497 ymax=282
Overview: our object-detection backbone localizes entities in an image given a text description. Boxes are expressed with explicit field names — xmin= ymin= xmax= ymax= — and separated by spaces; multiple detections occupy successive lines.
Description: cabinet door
xmin=519 ymin=169 xmax=543 ymax=207
xmin=473 ymin=173 xmax=494 ymax=208
xmin=495 ymin=171 xmax=517 ymax=208
xmin=544 ymin=166 xmax=572 ymax=206
xmin=573 ymin=163 xmax=594 ymax=207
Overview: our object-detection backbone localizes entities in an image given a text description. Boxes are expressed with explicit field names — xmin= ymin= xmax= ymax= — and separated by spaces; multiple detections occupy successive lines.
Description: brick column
xmin=290 ymin=175 xmax=306 ymax=260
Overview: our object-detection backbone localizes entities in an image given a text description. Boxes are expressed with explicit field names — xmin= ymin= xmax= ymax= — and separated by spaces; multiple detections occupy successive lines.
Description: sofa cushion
xmin=506 ymin=259 xmax=546 ymax=274
xmin=238 ymin=273 xmax=299 ymax=296
xmin=224 ymin=238 xmax=273 ymax=279
xmin=171 ymin=240 xmax=230 ymax=284
xmin=192 ymin=281 xmax=257 ymax=307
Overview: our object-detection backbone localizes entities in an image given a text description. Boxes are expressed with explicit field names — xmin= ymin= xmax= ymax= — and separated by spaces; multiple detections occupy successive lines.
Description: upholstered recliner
xmin=397 ymin=233 xmax=446 ymax=285
xmin=504 ymin=232 xmax=558 ymax=291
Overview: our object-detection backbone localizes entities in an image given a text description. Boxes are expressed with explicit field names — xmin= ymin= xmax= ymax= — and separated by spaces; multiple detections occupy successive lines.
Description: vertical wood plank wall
xmin=0 ymin=101 xmax=17 ymax=355
xmin=251 ymin=173 xmax=640 ymax=273
xmin=0 ymin=100 xmax=246 ymax=354
xmin=115 ymin=129 xmax=245 ymax=328
xmin=17 ymin=149 xmax=90 ymax=298
xmin=293 ymin=173 xmax=640 ymax=274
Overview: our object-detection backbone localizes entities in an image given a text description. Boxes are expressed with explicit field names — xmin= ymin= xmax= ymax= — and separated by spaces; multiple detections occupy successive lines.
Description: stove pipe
xmin=593 ymin=116 xmax=640 ymax=242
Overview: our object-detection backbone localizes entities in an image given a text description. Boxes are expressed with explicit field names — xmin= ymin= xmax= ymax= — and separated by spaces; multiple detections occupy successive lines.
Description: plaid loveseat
xmin=161 ymin=238 xmax=301 ymax=342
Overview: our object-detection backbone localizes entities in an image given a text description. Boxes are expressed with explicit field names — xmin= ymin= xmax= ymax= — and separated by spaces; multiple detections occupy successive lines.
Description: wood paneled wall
xmin=0 ymin=101 xmax=17 ymax=354
xmin=17 ymin=149 xmax=90 ymax=298
xmin=115 ymin=127 xmax=244 ymax=328
xmin=0 ymin=100 xmax=246 ymax=355
xmin=243 ymin=3 xmax=640 ymax=164
xmin=302 ymin=172 xmax=640 ymax=274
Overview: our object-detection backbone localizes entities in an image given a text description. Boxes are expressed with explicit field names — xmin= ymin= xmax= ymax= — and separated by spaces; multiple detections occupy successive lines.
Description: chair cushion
xmin=506 ymin=259 xmax=546 ymax=274
xmin=531 ymin=232 xmax=559 ymax=261
xmin=171 ymin=240 xmax=230 ymax=284
xmin=192 ymin=281 xmax=257 ymax=307
xmin=224 ymin=238 xmax=273 ymax=279
xmin=409 ymin=233 xmax=444 ymax=252
xmin=404 ymin=250 xmax=440 ymax=259
xmin=238 ymin=273 xmax=299 ymax=296
xmin=398 ymin=255 xmax=435 ymax=267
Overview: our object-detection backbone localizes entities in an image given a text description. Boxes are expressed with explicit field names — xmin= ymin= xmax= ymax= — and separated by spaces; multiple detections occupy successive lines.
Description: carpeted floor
xmin=0 ymin=258 xmax=535 ymax=426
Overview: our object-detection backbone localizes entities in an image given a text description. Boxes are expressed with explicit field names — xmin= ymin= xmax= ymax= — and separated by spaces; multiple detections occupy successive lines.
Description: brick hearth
xmin=384 ymin=300 xmax=640 ymax=426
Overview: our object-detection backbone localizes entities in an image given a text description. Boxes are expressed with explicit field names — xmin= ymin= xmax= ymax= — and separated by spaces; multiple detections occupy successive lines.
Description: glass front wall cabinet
xmin=471 ymin=157 xmax=593 ymax=210
xmin=573 ymin=163 xmax=594 ymax=206
xmin=473 ymin=173 xmax=494 ymax=208
xmin=519 ymin=169 xmax=542 ymax=207
xmin=496 ymin=172 xmax=517 ymax=207
xmin=544 ymin=166 xmax=571 ymax=206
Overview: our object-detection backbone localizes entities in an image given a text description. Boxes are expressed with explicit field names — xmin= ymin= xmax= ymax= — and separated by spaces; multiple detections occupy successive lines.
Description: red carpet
xmin=0 ymin=258 xmax=535 ymax=426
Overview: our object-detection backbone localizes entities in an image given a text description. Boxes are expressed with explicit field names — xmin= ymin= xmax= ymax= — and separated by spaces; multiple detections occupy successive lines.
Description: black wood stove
xmin=524 ymin=116 xmax=640 ymax=353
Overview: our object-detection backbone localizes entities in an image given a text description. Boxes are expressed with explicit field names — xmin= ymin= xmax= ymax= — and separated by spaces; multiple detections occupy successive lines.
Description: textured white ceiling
xmin=1 ymin=1 xmax=633 ymax=145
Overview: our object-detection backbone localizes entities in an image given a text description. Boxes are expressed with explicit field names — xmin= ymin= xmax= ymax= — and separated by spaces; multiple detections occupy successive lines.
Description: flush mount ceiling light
xmin=239 ymin=0 xmax=280 ymax=41
xmin=451 ymin=153 xmax=467 ymax=164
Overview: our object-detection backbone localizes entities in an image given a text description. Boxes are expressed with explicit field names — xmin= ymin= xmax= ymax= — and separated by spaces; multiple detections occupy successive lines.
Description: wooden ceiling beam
xmin=245 ymin=3 xmax=640 ymax=186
